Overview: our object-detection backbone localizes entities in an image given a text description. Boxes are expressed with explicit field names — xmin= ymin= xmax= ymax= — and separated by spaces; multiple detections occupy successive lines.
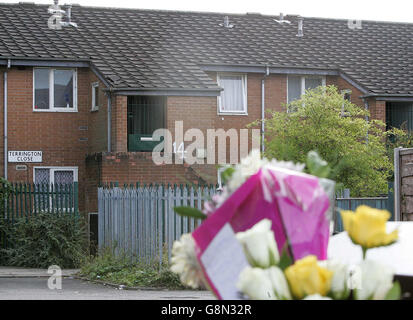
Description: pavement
xmin=0 ymin=267 xmax=79 ymax=278
xmin=0 ymin=268 xmax=214 ymax=300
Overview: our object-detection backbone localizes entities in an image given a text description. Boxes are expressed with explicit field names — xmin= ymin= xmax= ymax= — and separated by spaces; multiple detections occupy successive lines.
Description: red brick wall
xmin=0 ymin=69 xmax=4 ymax=178
xmin=112 ymin=95 xmax=127 ymax=152
xmin=87 ymin=73 xmax=108 ymax=154
xmin=85 ymin=152 xmax=208 ymax=212
xmin=85 ymin=153 xmax=101 ymax=214
xmin=264 ymin=74 xmax=288 ymax=112
xmin=327 ymin=75 xmax=366 ymax=109
xmin=368 ymin=99 xmax=386 ymax=123
xmin=1 ymin=66 xmax=389 ymax=215
xmin=2 ymin=67 xmax=92 ymax=212
xmin=166 ymin=73 xmax=287 ymax=167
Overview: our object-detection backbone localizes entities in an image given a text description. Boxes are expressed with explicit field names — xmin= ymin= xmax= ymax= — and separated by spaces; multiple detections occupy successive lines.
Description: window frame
xmin=33 ymin=68 xmax=78 ymax=112
xmin=287 ymin=75 xmax=326 ymax=104
xmin=91 ymin=82 xmax=99 ymax=112
xmin=33 ymin=166 xmax=79 ymax=184
xmin=217 ymin=73 xmax=248 ymax=115
xmin=33 ymin=166 xmax=78 ymax=212
xmin=341 ymin=89 xmax=352 ymax=117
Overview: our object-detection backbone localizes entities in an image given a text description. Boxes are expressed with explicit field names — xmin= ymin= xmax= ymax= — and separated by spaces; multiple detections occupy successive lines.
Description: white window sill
xmin=33 ymin=109 xmax=78 ymax=113
xmin=218 ymin=112 xmax=249 ymax=116
xmin=90 ymin=107 xmax=99 ymax=112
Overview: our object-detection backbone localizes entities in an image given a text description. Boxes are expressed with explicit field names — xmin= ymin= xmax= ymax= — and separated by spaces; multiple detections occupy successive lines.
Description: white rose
xmin=303 ymin=294 xmax=333 ymax=300
xmin=237 ymin=267 xmax=276 ymax=300
xmin=318 ymin=260 xmax=349 ymax=300
xmin=354 ymin=260 xmax=394 ymax=300
xmin=236 ymin=219 xmax=279 ymax=268
xmin=267 ymin=266 xmax=292 ymax=300
xmin=228 ymin=149 xmax=263 ymax=192
xmin=237 ymin=267 xmax=291 ymax=300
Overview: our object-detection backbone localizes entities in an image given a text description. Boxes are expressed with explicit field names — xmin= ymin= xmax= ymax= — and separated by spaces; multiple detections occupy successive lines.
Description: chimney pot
xmin=297 ymin=16 xmax=304 ymax=37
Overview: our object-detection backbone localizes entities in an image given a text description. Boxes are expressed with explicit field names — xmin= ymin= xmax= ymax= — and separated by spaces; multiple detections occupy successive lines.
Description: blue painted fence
xmin=334 ymin=183 xmax=394 ymax=233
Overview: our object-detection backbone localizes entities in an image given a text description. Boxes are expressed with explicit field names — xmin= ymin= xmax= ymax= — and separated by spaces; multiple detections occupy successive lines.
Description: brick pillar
xmin=112 ymin=95 xmax=128 ymax=152
xmin=369 ymin=99 xmax=386 ymax=123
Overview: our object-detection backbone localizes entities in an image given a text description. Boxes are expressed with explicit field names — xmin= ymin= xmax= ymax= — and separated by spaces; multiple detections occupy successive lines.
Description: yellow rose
xmin=340 ymin=205 xmax=398 ymax=250
xmin=285 ymin=255 xmax=333 ymax=299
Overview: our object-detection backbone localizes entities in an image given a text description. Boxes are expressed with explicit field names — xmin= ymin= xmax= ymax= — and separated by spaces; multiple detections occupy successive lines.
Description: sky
xmin=3 ymin=0 xmax=413 ymax=23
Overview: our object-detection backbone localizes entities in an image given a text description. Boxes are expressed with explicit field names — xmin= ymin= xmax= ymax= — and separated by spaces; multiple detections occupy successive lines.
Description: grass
xmin=79 ymin=247 xmax=186 ymax=290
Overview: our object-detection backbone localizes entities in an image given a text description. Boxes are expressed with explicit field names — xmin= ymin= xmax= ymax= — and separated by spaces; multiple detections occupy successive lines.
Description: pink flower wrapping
xmin=192 ymin=167 xmax=331 ymax=299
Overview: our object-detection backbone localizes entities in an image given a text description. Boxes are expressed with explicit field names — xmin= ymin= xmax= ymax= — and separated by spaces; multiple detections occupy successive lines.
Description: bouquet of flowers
xmin=171 ymin=151 xmax=400 ymax=300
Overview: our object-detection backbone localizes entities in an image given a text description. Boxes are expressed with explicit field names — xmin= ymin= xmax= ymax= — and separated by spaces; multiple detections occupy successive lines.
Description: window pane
xmin=34 ymin=69 xmax=50 ymax=109
xmin=54 ymin=170 xmax=74 ymax=184
xmin=34 ymin=169 xmax=51 ymax=210
xmin=220 ymin=76 xmax=245 ymax=112
xmin=344 ymin=92 xmax=351 ymax=101
xmin=94 ymin=86 xmax=99 ymax=107
xmin=54 ymin=70 xmax=73 ymax=108
xmin=34 ymin=168 xmax=50 ymax=184
xmin=288 ymin=76 xmax=302 ymax=103
xmin=305 ymin=77 xmax=322 ymax=91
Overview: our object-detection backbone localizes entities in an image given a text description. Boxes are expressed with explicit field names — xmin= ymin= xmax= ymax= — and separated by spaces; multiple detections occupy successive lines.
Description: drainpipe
xmin=363 ymin=97 xmax=369 ymax=142
xmin=261 ymin=65 xmax=270 ymax=153
xmin=363 ymin=97 xmax=369 ymax=121
xmin=107 ymin=92 xmax=112 ymax=153
xmin=3 ymin=59 xmax=10 ymax=179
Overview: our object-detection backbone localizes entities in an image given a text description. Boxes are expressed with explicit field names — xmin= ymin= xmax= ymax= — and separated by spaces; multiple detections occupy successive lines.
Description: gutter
xmin=106 ymin=87 xmax=223 ymax=97
xmin=361 ymin=93 xmax=413 ymax=102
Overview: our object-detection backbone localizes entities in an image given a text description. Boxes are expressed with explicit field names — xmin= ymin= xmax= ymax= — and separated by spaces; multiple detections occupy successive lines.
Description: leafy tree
xmin=385 ymin=124 xmax=413 ymax=179
xmin=261 ymin=86 xmax=392 ymax=197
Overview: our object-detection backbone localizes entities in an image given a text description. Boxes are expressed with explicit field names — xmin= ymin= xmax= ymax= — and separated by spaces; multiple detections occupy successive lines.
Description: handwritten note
xmin=200 ymin=223 xmax=249 ymax=300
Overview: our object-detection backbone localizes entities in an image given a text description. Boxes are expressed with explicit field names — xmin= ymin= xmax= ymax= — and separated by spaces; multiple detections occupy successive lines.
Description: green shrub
xmin=80 ymin=247 xmax=185 ymax=289
xmin=2 ymin=212 xmax=87 ymax=268
xmin=0 ymin=178 xmax=12 ymax=264
xmin=259 ymin=86 xmax=392 ymax=197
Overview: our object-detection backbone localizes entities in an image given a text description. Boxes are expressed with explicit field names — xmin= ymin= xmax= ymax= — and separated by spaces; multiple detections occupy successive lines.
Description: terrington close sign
xmin=8 ymin=151 xmax=43 ymax=163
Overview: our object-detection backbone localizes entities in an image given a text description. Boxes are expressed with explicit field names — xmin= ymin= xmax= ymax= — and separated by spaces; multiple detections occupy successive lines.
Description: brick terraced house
xmin=1 ymin=2 xmax=413 ymax=216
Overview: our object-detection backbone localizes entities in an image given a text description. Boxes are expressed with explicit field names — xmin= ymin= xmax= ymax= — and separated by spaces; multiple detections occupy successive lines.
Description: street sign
xmin=8 ymin=151 xmax=43 ymax=163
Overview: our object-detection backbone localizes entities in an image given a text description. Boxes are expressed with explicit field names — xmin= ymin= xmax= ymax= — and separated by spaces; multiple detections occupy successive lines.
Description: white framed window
xmin=91 ymin=82 xmax=99 ymax=111
xmin=217 ymin=73 xmax=248 ymax=114
xmin=33 ymin=68 xmax=77 ymax=112
xmin=33 ymin=166 xmax=78 ymax=185
xmin=342 ymin=89 xmax=352 ymax=102
xmin=287 ymin=75 xmax=326 ymax=103
xmin=341 ymin=89 xmax=352 ymax=117
xmin=33 ymin=166 xmax=78 ymax=211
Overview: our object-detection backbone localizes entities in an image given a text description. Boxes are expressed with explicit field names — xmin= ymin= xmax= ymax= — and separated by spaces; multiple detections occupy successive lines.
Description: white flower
xmin=237 ymin=267 xmax=290 ymax=300
xmin=202 ymin=191 xmax=229 ymax=215
xmin=228 ymin=149 xmax=264 ymax=192
xmin=228 ymin=150 xmax=305 ymax=193
xmin=354 ymin=260 xmax=394 ymax=300
xmin=170 ymin=233 xmax=204 ymax=289
xmin=267 ymin=158 xmax=305 ymax=173
xmin=267 ymin=266 xmax=292 ymax=300
xmin=318 ymin=260 xmax=349 ymax=300
xmin=303 ymin=294 xmax=333 ymax=300
xmin=237 ymin=267 xmax=275 ymax=300
xmin=236 ymin=219 xmax=279 ymax=268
